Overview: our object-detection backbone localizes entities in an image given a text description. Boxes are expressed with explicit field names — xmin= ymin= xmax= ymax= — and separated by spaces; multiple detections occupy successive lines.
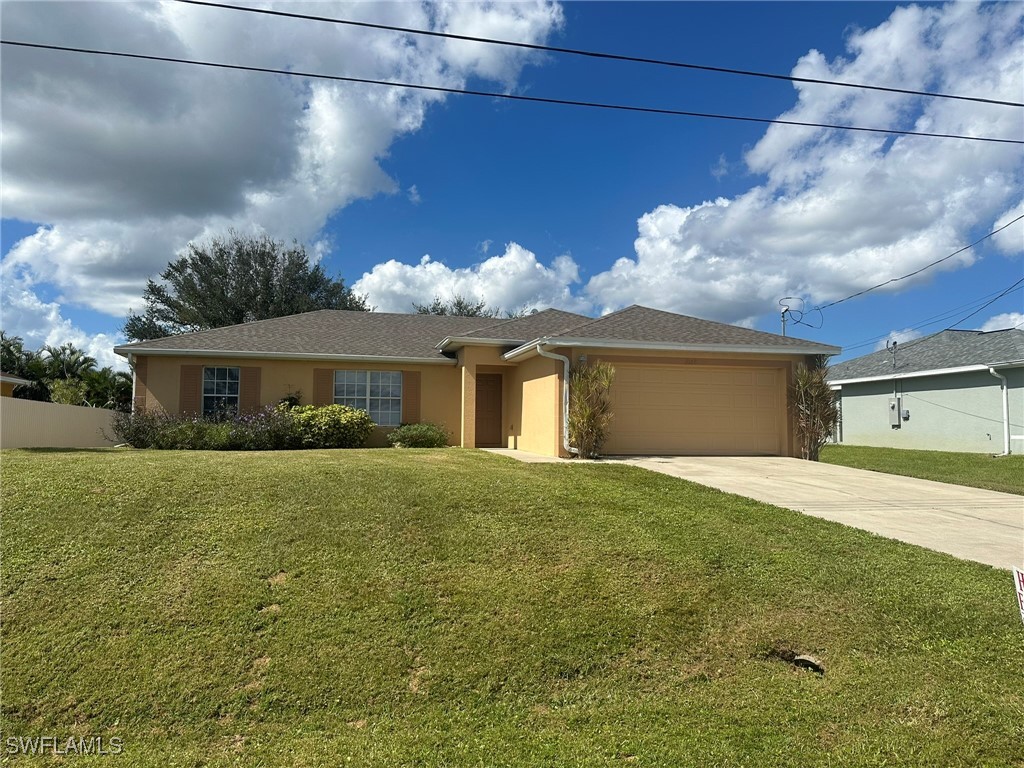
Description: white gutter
xmin=504 ymin=336 xmax=839 ymax=361
xmin=435 ymin=336 xmax=526 ymax=351
xmin=830 ymin=361 xmax=1024 ymax=386
xmin=988 ymin=367 xmax=1012 ymax=456
xmin=112 ymin=348 xmax=457 ymax=365
xmin=534 ymin=341 xmax=577 ymax=456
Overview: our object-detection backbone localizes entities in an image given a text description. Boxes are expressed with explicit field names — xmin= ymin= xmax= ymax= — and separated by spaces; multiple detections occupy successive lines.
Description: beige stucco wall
xmin=135 ymin=355 xmax=463 ymax=446
xmin=1 ymin=398 xmax=117 ymax=448
xmin=506 ymin=353 xmax=563 ymax=456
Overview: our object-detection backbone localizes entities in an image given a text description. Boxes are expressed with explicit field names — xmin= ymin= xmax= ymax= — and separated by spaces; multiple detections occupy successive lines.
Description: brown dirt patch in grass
xmin=267 ymin=571 xmax=288 ymax=586
xmin=259 ymin=604 xmax=281 ymax=614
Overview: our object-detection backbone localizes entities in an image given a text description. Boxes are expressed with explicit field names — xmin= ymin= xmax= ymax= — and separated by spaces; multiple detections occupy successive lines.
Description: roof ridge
xmin=461 ymin=308 xmax=594 ymax=339
xmin=550 ymin=304 xmax=640 ymax=336
xmin=553 ymin=304 xmax=824 ymax=346
xmin=117 ymin=308 xmax=341 ymax=348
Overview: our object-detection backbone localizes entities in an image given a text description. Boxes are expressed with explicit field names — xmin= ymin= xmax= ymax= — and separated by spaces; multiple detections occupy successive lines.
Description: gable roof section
xmin=463 ymin=308 xmax=593 ymax=339
xmin=114 ymin=310 xmax=488 ymax=363
xmin=829 ymin=328 xmax=1024 ymax=383
xmin=507 ymin=305 xmax=839 ymax=356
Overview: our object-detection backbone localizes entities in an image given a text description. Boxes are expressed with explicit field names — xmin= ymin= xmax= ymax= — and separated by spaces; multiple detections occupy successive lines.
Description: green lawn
xmin=2 ymin=449 xmax=1021 ymax=767
xmin=821 ymin=444 xmax=1024 ymax=495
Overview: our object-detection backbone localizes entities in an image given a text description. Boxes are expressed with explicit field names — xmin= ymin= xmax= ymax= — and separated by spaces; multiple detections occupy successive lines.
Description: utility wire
xmin=813 ymin=214 xmax=1024 ymax=311
xmin=175 ymin=0 xmax=1024 ymax=109
xmin=838 ymin=283 xmax=1024 ymax=353
xmin=4 ymin=40 xmax=1023 ymax=145
xmin=945 ymin=276 xmax=1024 ymax=330
xmin=884 ymin=276 xmax=1024 ymax=356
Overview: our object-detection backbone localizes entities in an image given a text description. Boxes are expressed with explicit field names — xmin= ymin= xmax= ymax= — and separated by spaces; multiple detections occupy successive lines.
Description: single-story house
xmin=113 ymin=305 xmax=838 ymax=458
xmin=829 ymin=328 xmax=1024 ymax=454
xmin=0 ymin=372 xmax=32 ymax=397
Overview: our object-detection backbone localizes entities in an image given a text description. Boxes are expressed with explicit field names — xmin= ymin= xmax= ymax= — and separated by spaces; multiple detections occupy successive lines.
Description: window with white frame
xmin=203 ymin=366 xmax=240 ymax=417
xmin=334 ymin=370 xmax=402 ymax=426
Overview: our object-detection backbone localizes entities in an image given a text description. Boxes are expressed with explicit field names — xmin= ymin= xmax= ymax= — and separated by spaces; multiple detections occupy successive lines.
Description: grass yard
xmin=820 ymin=444 xmax=1024 ymax=495
xmin=2 ymin=449 xmax=1022 ymax=767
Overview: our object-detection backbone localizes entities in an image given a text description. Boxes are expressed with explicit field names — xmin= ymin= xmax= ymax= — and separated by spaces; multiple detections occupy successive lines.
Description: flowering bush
xmin=109 ymin=404 xmax=373 ymax=450
xmin=289 ymin=404 xmax=375 ymax=449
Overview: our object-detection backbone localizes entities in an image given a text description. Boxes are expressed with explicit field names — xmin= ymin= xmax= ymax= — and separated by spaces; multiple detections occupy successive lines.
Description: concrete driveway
xmin=619 ymin=456 xmax=1023 ymax=570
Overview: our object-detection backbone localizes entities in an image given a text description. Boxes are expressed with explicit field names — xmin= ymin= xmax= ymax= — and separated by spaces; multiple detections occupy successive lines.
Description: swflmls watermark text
xmin=3 ymin=735 xmax=124 ymax=756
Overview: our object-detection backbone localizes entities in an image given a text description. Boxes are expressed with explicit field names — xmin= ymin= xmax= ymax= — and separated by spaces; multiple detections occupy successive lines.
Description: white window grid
xmin=334 ymin=370 xmax=402 ymax=426
xmin=203 ymin=366 xmax=240 ymax=417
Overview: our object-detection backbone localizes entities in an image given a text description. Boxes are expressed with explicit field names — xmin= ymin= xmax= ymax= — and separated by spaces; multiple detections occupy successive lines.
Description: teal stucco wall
xmin=836 ymin=368 xmax=1024 ymax=453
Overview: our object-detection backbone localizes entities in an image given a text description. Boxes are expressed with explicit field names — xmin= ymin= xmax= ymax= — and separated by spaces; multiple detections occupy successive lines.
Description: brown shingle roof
xmin=546 ymin=305 xmax=838 ymax=353
xmin=114 ymin=310 xmax=489 ymax=361
xmin=114 ymin=305 xmax=839 ymax=361
xmin=459 ymin=309 xmax=593 ymax=340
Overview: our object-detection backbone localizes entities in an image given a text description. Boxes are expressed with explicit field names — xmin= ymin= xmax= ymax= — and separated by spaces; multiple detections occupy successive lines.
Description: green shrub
xmin=290 ymin=404 xmax=375 ymax=449
xmin=387 ymin=422 xmax=449 ymax=448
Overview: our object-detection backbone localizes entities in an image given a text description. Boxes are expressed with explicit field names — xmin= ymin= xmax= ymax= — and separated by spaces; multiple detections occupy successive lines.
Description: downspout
xmin=535 ymin=342 xmax=578 ymax=456
xmin=129 ymin=353 xmax=137 ymax=413
xmin=988 ymin=367 xmax=1011 ymax=456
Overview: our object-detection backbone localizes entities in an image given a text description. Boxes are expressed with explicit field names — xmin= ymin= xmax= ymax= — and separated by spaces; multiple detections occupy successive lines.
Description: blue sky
xmin=2 ymin=1 xmax=1021 ymax=369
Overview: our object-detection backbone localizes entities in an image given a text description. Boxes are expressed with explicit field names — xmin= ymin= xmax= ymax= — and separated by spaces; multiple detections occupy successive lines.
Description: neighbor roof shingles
xmin=114 ymin=310 xmax=490 ymax=360
xmin=829 ymin=328 xmax=1024 ymax=380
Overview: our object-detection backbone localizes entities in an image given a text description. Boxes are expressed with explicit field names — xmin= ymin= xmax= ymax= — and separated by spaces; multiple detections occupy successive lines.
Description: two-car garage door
xmin=603 ymin=363 xmax=785 ymax=456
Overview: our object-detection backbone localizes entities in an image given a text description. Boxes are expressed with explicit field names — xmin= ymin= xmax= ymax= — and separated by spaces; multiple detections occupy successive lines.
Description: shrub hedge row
xmin=110 ymin=404 xmax=375 ymax=450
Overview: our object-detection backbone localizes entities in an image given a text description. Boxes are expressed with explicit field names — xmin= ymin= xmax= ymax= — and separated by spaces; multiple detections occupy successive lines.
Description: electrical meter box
xmin=888 ymin=397 xmax=902 ymax=428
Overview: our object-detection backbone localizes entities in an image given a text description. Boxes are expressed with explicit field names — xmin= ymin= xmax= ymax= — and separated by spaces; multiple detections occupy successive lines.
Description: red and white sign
xmin=1014 ymin=568 xmax=1024 ymax=626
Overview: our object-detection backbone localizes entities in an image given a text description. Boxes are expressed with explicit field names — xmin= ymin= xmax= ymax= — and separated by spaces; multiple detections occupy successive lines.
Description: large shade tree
xmin=123 ymin=231 xmax=369 ymax=341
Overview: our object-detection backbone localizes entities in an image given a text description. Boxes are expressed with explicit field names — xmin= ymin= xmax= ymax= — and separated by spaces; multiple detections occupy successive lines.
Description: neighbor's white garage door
xmin=604 ymin=364 xmax=785 ymax=456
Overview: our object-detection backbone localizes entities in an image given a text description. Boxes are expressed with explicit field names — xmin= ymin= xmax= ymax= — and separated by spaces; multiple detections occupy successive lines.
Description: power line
xmin=175 ymin=0 xmax=1024 ymax=109
xmin=887 ymin=276 xmax=1024 ymax=356
xmin=4 ymin=40 xmax=1022 ymax=146
xmin=946 ymin=277 xmax=1024 ymax=330
xmin=813 ymin=214 xmax=1024 ymax=311
xmin=838 ymin=283 xmax=1024 ymax=353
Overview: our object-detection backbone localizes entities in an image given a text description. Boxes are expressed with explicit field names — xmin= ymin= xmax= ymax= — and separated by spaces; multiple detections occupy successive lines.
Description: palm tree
xmin=42 ymin=343 xmax=97 ymax=380
xmin=84 ymin=367 xmax=133 ymax=411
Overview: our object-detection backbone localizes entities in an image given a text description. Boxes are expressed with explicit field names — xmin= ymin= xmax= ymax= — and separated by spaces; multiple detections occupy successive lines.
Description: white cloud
xmin=0 ymin=0 xmax=564 ymax=326
xmin=991 ymin=200 xmax=1024 ymax=254
xmin=873 ymin=328 xmax=924 ymax=352
xmin=980 ymin=312 xmax=1024 ymax=332
xmin=583 ymin=2 xmax=1024 ymax=325
xmin=407 ymin=185 xmax=422 ymax=205
xmin=1 ymin=273 xmax=127 ymax=370
xmin=354 ymin=242 xmax=589 ymax=314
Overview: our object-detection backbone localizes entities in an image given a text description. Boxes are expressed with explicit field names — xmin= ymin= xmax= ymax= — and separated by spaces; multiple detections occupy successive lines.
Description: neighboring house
xmin=113 ymin=305 xmax=838 ymax=458
xmin=0 ymin=372 xmax=32 ymax=397
xmin=829 ymin=328 xmax=1024 ymax=455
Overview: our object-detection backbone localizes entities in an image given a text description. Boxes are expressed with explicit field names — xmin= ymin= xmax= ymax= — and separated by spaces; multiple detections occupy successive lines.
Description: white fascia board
xmin=503 ymin=336 xmax=840 ymax=361
xmin=435 ymin=337 xmax=523 ymax=351
xmin=829 ymin=361 xmax=1024 ymax=386
xmin=112 ymin=347 xmax=457 ymax=365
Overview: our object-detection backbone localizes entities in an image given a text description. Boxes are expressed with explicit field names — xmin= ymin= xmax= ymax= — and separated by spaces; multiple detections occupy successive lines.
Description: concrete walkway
xmin=620 ymin=456 xmax=1023 ymax=571
xmin=483 ymin=449 xmax=1023 ymax=570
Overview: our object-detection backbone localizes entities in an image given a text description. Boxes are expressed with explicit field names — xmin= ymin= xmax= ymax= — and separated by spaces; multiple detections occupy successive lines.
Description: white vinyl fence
xmin=0 ymin=398 xmax=118 ymax=449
